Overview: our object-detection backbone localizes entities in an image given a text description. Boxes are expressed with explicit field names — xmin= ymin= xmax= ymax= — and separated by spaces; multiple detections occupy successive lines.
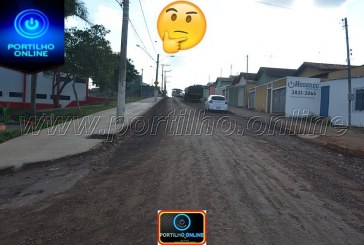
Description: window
xmin=9 ymin=92 xmax=23 ymax=98
xmin=75 ymin=78 xmax=87 ymax=84
xmin=355 ymin=89 xmax=364 ymax=111
xmin=59 ymin=77 xmax=86 ymax=84
xmin=36 ymin=94 xmax=47 ymax=99
xmin=211 ymin=96 xmax=226 ymax=101
xmin=0 ymin=91 xmax=2 ymax=97
xmin=50 ymin=95 xmax=70 ymax=101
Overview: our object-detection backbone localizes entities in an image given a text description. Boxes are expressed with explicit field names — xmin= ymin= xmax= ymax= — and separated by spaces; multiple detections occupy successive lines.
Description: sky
xmin=66 ymin=0 xmax=364 ymax=95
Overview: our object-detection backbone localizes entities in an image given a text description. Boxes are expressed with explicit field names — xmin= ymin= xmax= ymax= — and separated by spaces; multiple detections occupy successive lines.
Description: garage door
xmin=248 ymin=91 xmax=255 ymax=109
xmin=272 ymin=88 xmax=286 ymax=113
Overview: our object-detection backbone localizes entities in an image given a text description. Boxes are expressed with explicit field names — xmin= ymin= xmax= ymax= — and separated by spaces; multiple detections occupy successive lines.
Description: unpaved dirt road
xmin=0 ymin=98 xmax=363 ymax=244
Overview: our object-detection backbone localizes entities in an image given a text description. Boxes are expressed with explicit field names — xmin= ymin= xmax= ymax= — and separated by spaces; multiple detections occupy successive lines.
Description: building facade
xmin=0 ymin=67 xmax=88 ymax=109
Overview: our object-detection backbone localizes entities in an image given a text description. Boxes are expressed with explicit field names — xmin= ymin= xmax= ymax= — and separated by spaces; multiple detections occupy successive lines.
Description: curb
xmin=230 ymin=108 xmax=364 ymax=159
xmin=0 ymin=98 xmax=165 ymax=175
xmin=325 ymin=142 xmax=364 ymax=159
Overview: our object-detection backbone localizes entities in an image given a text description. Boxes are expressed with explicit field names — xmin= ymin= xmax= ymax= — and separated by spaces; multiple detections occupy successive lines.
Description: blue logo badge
xmin=14 ymin=9 xmax=49 ymax=39
xmin=173 ymin=213 xmax=191 ymax=231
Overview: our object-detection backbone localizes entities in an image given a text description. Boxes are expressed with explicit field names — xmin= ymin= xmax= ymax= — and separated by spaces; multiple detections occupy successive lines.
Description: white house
xmin=0 ymin=67 xmax=88 ymax=109
xmin=320 ymin=76 xmax=364 ymax=127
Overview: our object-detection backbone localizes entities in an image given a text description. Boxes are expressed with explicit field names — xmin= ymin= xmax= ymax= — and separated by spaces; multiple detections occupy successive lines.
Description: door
xmin=272 ymin=88 xmax=286 ymax=113
xmin=248 ymin=91 xmax=255 ymax=109
xmin=238 ymin=87 xmax=244 ymax=107
xmin=267 ymin=89 xmax=272 ymax=113
xmin=320 ymin=86 xmax=330 ymax=117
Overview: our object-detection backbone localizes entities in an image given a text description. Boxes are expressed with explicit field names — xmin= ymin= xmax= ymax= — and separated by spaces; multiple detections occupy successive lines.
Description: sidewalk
xmin=229 ymin=107 xmax=364 ymax=159
xmin=0 ymin=97 xmax=161 ymax=170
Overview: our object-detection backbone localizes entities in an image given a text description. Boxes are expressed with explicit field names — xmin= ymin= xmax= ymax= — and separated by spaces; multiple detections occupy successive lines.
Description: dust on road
xmin=0 ymin=98 xmax=363 ymax=244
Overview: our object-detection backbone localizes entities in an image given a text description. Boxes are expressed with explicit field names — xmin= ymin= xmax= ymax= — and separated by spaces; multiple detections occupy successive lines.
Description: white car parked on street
xmin=205 ymin=95 xmax=228 ymax=112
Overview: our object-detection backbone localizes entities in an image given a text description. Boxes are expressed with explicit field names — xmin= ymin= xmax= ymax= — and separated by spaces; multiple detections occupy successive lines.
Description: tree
xmin=108 ymin=56 xmax=139 ymax=92
xmin=62 ymin=25 xmax=115 ymax=112
xmin=29 ymin=0 xmax=90 ymax=114
xmin=65 ymin=0 xmax=90 ymax=23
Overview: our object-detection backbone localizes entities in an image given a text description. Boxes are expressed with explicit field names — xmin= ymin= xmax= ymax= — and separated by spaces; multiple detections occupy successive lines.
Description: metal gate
xmin=248 ymin=91 xmax=255 ymax=109
xmin=272 ymin=88 xmax=286 ymax=113
xmin=267 ymin=89 xmax=271 ymax=113
xmin=238 ymin=87 xmax=244 ymax=107
xmin=320 ymin=86 xmax=330 ymax=117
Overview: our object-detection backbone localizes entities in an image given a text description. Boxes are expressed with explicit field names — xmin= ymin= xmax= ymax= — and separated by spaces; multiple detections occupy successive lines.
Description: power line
xmin=138 ymin=0 xmax=157 ymax=54
xmin=129 ymin=18 xmax=150 ymax=56
xmin=256 ymin=1 xmax=290 ymax=9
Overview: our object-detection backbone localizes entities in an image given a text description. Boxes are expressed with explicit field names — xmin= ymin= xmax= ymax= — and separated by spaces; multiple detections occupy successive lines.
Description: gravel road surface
xmin=0 ymin=98 xmax=363 ymax=244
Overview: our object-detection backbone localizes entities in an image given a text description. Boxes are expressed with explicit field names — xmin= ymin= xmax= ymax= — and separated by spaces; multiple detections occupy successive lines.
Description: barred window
xmin=50 ymin=95 xmax=70 ymax=101
xmin=355 ymin=89 xmax=364 ymax=111
xmin=9 ymin=92 xmax=23 ymax=97
xmin=36 ymin=94 xmax=47 ymax=99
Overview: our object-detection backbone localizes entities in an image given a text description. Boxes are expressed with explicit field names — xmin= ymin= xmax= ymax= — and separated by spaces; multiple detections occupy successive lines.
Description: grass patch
xmin=0 ymin=97 xmax=147 ymax=143
xmin=0 ymin=129 xmax=22 ymax=144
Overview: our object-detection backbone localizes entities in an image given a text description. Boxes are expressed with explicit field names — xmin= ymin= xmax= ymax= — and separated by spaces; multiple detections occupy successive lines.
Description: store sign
xmin=286 ymin=77 xmax=321 ymax=116
xmin=0 ymin=0 xmax=64 ymax=73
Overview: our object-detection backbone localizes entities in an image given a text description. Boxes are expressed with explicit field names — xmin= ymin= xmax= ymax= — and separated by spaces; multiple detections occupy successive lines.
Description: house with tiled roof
xmin=294 ymin=62 xmax=351 ymax=79
xmin=254 ymin=67 xmax=296 ymax=85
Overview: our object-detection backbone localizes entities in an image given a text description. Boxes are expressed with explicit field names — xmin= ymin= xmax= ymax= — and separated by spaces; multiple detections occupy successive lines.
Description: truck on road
xmin=184 ymin=85 xmax=204 ymax=102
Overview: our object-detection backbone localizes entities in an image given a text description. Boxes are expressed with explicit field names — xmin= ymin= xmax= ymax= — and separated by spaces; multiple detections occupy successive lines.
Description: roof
xmin=255 ymin=67 xmax=296 ymax=80
xmin=236 ymin=72 xmax=257 ymax=82
xmin=294 ymin=62 xmax=350 ymax=76
xmin=214 ymin=76 xmax=235 ymax=84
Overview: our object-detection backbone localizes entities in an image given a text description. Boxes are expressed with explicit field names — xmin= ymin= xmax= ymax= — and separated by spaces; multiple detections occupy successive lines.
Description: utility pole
xmin=154 ymin=54 xmax=160 ymax=101
xmin=246 ymin=55 xmax=249 ymax=80
xmin=161 ymin=64 xmax=170 ymax=96
xmin=116 ymin=0 xmax=129 ymax=123
xmin=30 ymin=73 xmax=37 ymax=116
xmin=343 ymin=17 xmax=352 ymax=129
xmin=164 ymin=70 xmax=171 ymax=94
xmin=161 ymin=64 xmax=165 ymax=96
xmin=140 ymin=68 xmax=143 ymax=97
xmin=141 ymin=69 xmax=144 ymax=83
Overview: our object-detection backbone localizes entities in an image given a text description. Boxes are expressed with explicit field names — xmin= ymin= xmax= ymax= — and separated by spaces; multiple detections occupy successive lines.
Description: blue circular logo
xmin=173 ymin=214 xmax=191 ymax=231
xmin=14 ymin=9 xmax=49 ymax=39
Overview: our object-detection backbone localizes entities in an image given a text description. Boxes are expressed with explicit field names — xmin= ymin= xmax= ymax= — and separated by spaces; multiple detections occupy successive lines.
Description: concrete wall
xmin=215 ymin=87 xmax=224 ymax=96
xmin=295 ymin=67 xmax=322 ymax=78
xmin=208 ymin=85 xmax=215 ymax=95
xmin=255 ymin=84 xmax=268 ymax=112
xmin=273 ymin=78 xmax=286 ymax=89
xmin=203 ymin=88 xmax=209 ymax=99
xmin=237 ymin=86 xmax=245 ymax=107
xmin=248 ymin=88 xmax=256 ymax=109
xmin=0 ymin=67 xmax=87 ymax=108
xmin=0 ymin=69 xmax=25 ymax=103
xmin=328 ymin=65 xmax=364 ymax=80
xmin=285 ymin=77 xmax=321 ymax=116
xmin=244 ymin=83 xmax=256 ymax=108
xmin=321 ymin=77 xmax=364 ymax=127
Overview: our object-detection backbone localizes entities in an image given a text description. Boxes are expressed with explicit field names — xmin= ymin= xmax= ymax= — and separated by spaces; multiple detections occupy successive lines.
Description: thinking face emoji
xmin=157 ymin=1 xmax=206 ymax=54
